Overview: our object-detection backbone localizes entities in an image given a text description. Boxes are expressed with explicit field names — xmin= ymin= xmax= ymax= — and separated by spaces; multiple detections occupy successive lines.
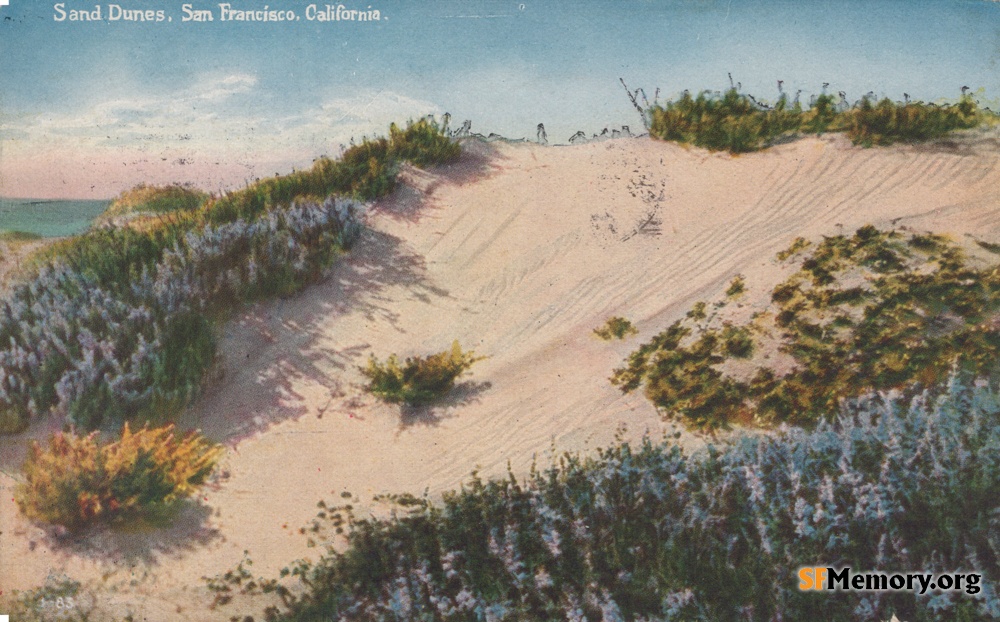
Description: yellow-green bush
xmin=648 ymin=88 xmax=802 ymax=153
xmin=361 ymin=341 xmax=484 ymax=406
xmin=16 ymin=423 xmax=223 ymax=531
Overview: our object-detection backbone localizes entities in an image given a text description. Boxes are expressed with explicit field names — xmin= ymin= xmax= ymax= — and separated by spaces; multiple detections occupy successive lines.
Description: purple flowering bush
xmin=211 ymin=373 xmax=999 ymax=621
xmin=0 ymin=198 xmax=363 ymax=432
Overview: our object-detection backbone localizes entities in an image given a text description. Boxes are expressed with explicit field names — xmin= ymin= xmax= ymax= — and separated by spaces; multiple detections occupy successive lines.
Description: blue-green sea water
xmin=0 ymin=198 xmax=109 ymax=238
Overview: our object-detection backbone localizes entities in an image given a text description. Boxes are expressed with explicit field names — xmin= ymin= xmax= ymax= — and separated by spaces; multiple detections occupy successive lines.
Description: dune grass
xmin=200 ymin=117 xmax=456 ymax=226
xmin=846 ymin=95 xmax=982 ymax=146
xmin=99 ymin=183 xmax=209 ymax=223
xmin=648 ymin=88 xmax=803 ymax=153
xmin=647 ymin=87 xmax=990 ymax=153
xmin=613 ymin=226 xmax=1000 ymax=430
xmin=0 ymin=230 xmax=44 ymax=243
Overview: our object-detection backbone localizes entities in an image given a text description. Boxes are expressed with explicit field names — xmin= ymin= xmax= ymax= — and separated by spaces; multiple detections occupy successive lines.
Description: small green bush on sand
xmin=726 ymin=275 xmax=746 ymax=298
xmin=388 ymin=117 xmax=462 ymax=167
xmin=361 ymin=341 xmax=484 ymax=406
xmin=593 ymin=316 xmax=638 ymax=340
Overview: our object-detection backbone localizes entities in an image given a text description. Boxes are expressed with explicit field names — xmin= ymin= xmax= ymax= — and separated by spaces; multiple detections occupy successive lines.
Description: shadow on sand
xmin=32 ymin=499 xmax=220 ymax=568
xmin=396 ymin=380 xmax=493 ymax=431
xmin=372 ymin=138 xmax=505 ymax=224
xmin=177 ymin=224 xmax=453 ymax=444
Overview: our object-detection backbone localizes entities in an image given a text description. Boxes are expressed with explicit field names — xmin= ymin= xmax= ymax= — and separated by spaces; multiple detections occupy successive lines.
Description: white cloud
xmin=189 ymin=73 xmax=259 ymax=102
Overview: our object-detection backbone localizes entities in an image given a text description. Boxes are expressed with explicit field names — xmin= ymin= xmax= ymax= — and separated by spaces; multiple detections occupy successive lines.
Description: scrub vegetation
xmin=614 ymin=226 xmax=1000 ymax=430
xmin=99 ymin=183 xmax=209 ymax=223
xmin=209 ymin=373 xmax=1000 ymax=622
xmin=647 ymin=86 xmax=989 ymax=153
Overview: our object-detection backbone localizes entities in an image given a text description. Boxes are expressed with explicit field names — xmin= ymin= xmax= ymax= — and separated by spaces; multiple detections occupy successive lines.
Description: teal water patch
xmin=0 ymin=198 xmax=109 ymax=238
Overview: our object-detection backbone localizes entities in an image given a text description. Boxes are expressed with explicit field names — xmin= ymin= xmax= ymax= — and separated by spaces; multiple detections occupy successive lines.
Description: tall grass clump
xmin=648 ymin=87 xmax=801 ymax=153
xmin=847 ymin=95 xmax=982 ymax=146
xmin=614 ymin=226 xmax=1000 ymax=430
xmin=647 ymin=85 xmax=989 ymax=153
xmin=387 ymin=117 xmax=462 ymax=167
xmin=0 ymin=119 xmax=459 ymax=434
xmin=210 ymin=373 xmax=1000 ymax=621
xmin=16 ymin=423 xmax=222 ymax=531
xmin=361 ymin=341 xmax=484 ymax=406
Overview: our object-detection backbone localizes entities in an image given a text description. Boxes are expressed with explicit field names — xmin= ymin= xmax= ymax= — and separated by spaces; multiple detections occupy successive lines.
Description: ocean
xmin=0 ymin=198 xmax=109 ymax=238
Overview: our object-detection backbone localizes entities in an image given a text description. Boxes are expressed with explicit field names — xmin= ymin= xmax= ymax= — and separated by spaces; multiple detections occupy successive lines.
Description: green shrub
xmin=361 ymin=341 xmax=484 ymax=406
xmin=593 ymin=316 xmax=638 ymax=340
xmin=775 ymin=236 xmax=811 ymax=261
xmin=686 ymin=300 xmax=708 ymax=320
xmin=720 ymin=322 xmax=754 ymax=358
xmin=15 ymin=423 xmax=222 ymax=531
xmin=0 ymin=408 xmax=27 ymax=435
xmin=799 ymin=93 xmax=844 ymax=135
xmin=725 ymin=275 xmax=746 ymax=298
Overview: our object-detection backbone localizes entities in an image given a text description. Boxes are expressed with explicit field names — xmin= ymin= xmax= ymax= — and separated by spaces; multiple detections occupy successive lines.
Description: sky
xmin=1 ymin=0 xmax=999 ymax=198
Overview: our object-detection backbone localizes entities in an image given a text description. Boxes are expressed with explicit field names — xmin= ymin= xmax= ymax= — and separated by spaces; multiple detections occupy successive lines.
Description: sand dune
xmin=2 ymin=131 xmax=1000 ymax=619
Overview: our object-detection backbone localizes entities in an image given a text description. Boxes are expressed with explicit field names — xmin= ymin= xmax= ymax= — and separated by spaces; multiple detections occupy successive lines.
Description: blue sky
xmin=1 ymin=0 xmax=998 ymax=198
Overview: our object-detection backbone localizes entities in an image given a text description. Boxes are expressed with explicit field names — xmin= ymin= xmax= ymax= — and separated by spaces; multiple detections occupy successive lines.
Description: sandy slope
xmin=2 ymin=131 xmax=1000 ymax=619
